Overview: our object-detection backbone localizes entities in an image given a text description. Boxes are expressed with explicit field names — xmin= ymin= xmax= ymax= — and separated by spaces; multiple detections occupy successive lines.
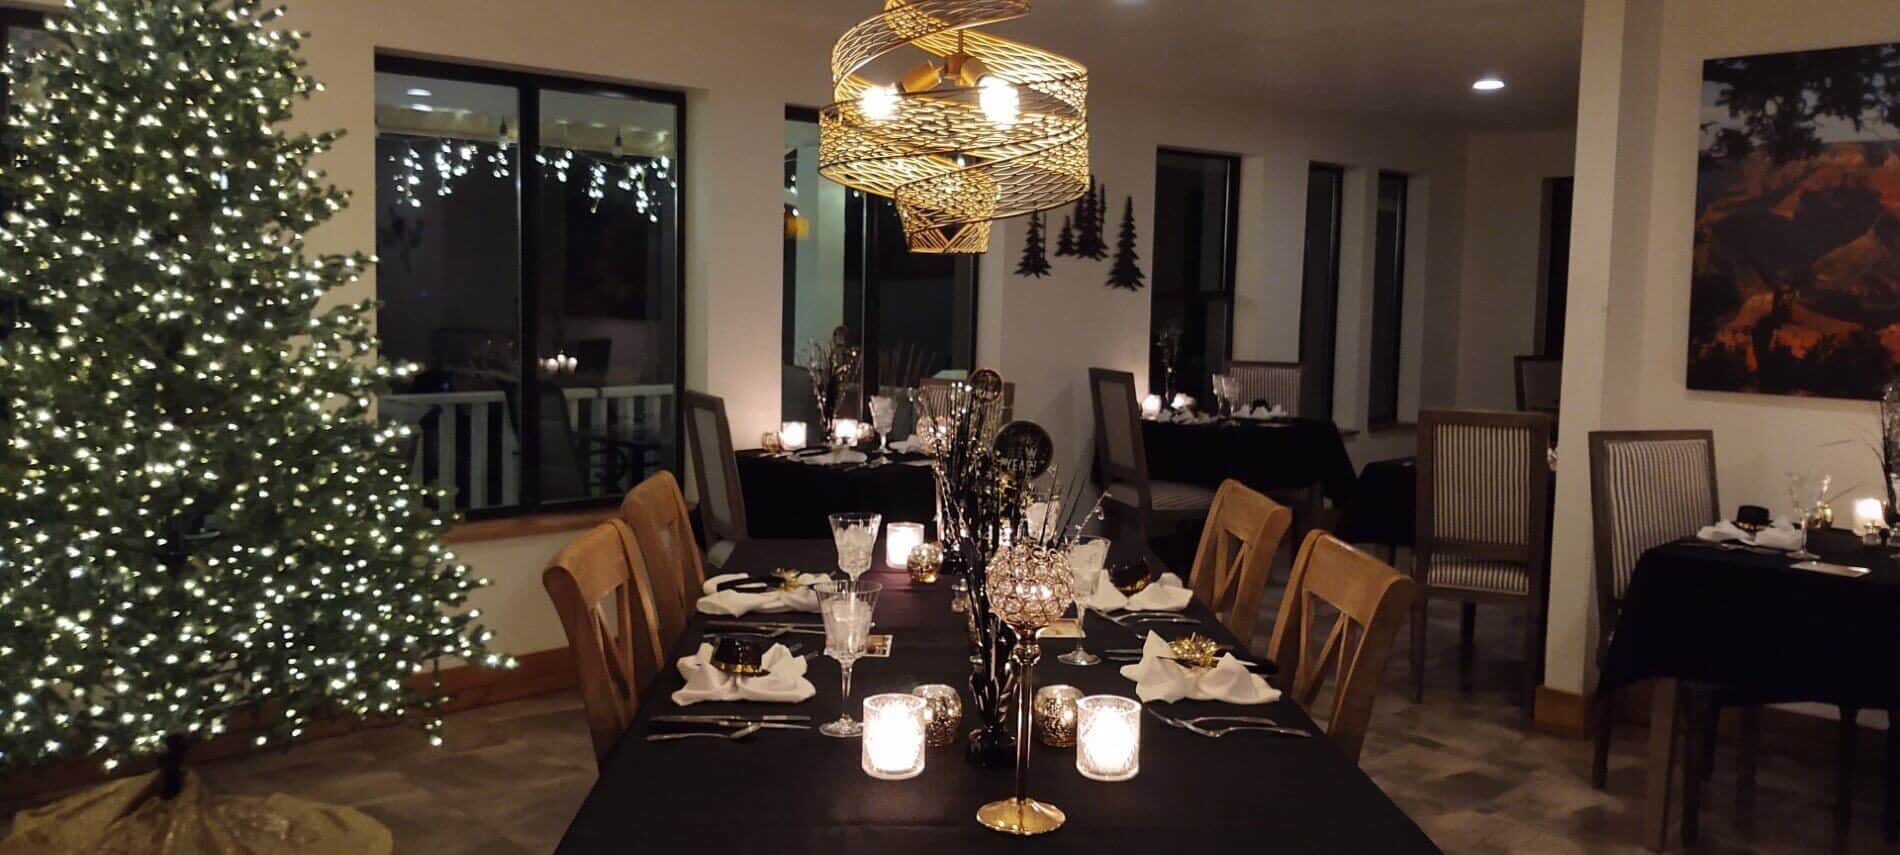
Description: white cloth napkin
xmin=695 ymin=573 xmax=829 ymax=617
xmin=1117 ymin=633 xmax=1281 ymax=705
xmin=1696 ymin=519 xmax=1805 ymax=551
xmin=798 ymin=449 xmax=868 ymax=466
xmin=1082 ymin=572 xmax=1194 ymax=612
xmin=888 ymin=438 xmax=925 ymax=454
xmin=1162 ymin=410 xmax=1215 ymax=425
xmin=670 ymin=642 xmax=817 ymax=706
xmin=1232 ymin=404 xmax=1288 ymax=421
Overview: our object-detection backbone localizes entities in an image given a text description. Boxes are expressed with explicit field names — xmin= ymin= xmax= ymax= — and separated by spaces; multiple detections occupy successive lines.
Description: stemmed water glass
xmin=829 ymin=512 xmax=882 ymax=580
xmin=869 ymin=396 xmax=896 ymax=454
xmin=1059 ymin=536 xmax=1111 ymax=666
xmin=1785 ymin=471 xmax=1820 ymax=560
xmin=816 ymin=580 xmax=881 ymax=738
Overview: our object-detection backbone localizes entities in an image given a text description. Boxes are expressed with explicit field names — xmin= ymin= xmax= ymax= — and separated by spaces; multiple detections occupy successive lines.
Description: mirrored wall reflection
xmin=373 ymin=61 xmax=683 ymax=515
xmin=781 ymin=109 xmax=978 ymax=428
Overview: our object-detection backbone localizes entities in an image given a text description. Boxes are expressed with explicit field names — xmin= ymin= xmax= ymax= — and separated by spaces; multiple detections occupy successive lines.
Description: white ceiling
xmin=758 ymin=0 xmax=1585 ymax=132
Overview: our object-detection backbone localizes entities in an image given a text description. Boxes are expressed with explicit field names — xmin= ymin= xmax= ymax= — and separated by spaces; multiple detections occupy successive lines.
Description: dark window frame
xmin=1298 ymin=162 xmax=1346 ymax=420
xmin=375 ymin=54 xmax=688 ymax=520
xmin=1367 ymin=170 xmax=1409 ymax=428
xmin=781 ymin=105 xmax=980 ymax=410
xmin=1150 ymin=146 xmax=1242 ymax=398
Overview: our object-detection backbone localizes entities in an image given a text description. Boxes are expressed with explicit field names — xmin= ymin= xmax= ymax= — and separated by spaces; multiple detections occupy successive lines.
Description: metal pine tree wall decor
xmin=1074 ymin=176 xmax=1109 ymax=260
xmin=1107 ymin=196 xmax=1146 ymax=290
xmin=1016 ymin=211 xmax=1052 ymax=278
xmin=1055 ymin=215 xmax=1077 ymax=257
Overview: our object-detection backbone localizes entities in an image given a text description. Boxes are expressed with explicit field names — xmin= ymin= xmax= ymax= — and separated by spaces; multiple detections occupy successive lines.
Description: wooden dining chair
xmin=1411 ymin=409 xmax=1553 ymax=713
xmin=681 ymin=390 xmax=748 ymax=568
xmin=620 ymin=470 xmax=700 ymax=650
xmin=1229 ymin=360 xmax=1303 ymax=417
xmin=542 ymin=519 xmax=668 ymax=766
xmin=1087 ymin=367 xmax=1215 ymax=572
xmin=1187 ymin=479 xmax=1294 ymax=649
xmin=1265 ymin=530 xmax=1418 ymax=763
xmin=1513 ymin=355 xmax=1561 ymax=415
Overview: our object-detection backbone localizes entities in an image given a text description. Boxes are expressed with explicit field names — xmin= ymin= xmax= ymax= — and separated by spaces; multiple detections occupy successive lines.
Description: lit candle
xmin=1855 ymin=498 xmax=1885 ymax=534
xmin=834 ymin=418 xmax=863 ymax=446
xmin=1140 ymin=394 xmax=1163 ymax=420
xmin=1076 ymin=695 xmax=1140 ymax=782
xmin=862 ymin=693 xmax=927 ymax=780
xmin=779 ymin=421 xmax=808 ymax=452
xmin=885 ymin=522 xmax=925 ymax=570
xmin=1171 ymin=393 xmax=1195 ymax=412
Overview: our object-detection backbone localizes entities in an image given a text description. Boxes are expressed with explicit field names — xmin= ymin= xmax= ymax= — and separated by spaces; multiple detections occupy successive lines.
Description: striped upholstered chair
xmin=1411 ymin=409 xmax=1553 ymax=711
xmin=1229 ymin=361 xmax=1302 ymax=416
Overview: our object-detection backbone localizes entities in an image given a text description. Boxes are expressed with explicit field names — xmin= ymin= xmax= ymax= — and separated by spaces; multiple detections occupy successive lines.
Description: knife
xmin=652 ymin=714 xmax=812 ymax=723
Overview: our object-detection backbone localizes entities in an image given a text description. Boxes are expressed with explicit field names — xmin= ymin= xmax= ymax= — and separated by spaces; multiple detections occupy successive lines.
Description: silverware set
xmin=704 ymin=620 xmax=827 ymax=637
xmin=1100 ymin=649 xmax=1271 ymax=672
xmin=1091 ymin=607 xmax=1198 ymax=627
xmin=1144 ymin=706 xmax=1311 ymax=739
xmin=645 ymin=714 xmax=814 ymax=742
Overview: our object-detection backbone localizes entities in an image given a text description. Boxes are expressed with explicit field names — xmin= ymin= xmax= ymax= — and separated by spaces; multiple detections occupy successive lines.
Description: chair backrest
xmin=1587 ymin=430 xmax=1718 ymax=644
xmin=620 ymin=471 xmax=701 ymax=648
xmin=1265 ymin=531 xmax=1417 ymax=763
xmin=1514 ymin=355 xmax=1562 ymax=413
xmin=681 ymin=390 xmax=747 ymax=547
xmin=918 ymin=376 xmax=1015 ymax=423
xmin=1188 ymin=480 xmax=1294 ymax=648
xmin=1230 ymin=361 xmax=1303 ymax=417
xmin=1086 ymin=368 xmax=1153 ymax=507
xmin=1415 ymin=409 xmax=1554 ymax=576
xmin=542 ymin=520 xmax=667 ymax=766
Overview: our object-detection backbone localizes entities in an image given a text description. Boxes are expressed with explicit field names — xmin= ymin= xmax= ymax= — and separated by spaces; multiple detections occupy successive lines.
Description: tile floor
xmin=4 ymin=593 xmax=1892 ymax=853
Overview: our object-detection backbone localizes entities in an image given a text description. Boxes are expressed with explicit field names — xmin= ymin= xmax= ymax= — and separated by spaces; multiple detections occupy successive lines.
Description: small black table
xmin=736 ymin=450 xmax=938 ymax=539
xmin=1600 ymin=529 xmax=1900 ymax=849
xmin=557 ymin=540 xmax=1440 ymax=854
xmin=1140 ymin=418 xmax=1357 ymax=505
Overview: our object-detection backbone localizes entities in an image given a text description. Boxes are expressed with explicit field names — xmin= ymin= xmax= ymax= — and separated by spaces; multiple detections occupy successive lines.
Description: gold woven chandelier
xmin=819 ymin=0 xmax=1089 ymax=254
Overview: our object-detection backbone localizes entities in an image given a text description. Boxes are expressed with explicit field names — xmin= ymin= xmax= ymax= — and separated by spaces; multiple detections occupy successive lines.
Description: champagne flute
xmin=816 ymin=580 xmax=881 ymax=738
xmin=1059 ymin=536 xmax=1111 ymax=666
xmin=829 ymin=512 xmax=882 ymax=581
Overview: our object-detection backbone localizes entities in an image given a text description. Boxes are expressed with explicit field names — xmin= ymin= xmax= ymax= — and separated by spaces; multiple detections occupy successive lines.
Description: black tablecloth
xmin=1599 ymin=529 xmax=1900 ymax=709
xmin=1337 ymin=457 xmax=1416 ymax=548
xmin=737 ymin=451 xmax=937 ymax=539
xmin=558 ymin=540 xmax=1439 ymax=854
xmin=1141 ymin=418 xmax=1357 ymax=505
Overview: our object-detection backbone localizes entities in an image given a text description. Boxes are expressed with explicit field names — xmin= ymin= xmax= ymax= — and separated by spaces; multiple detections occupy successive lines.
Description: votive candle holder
xmin=862 ymin=694 xmax=928 ymax=780
xmin=1034 ymin=685 xmax=1083 ymax=748
xmin=1076 ymin=695 xmax=1141 ymax=782
xmin=911 ymin=684 xmax=963 ymax=748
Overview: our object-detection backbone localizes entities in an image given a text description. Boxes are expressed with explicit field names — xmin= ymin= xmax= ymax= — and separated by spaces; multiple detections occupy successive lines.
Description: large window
xmin=374 ymin=58 xmax=683 ymax=516
xmin=1298 ymin=163 xmax=1345 ymax=420
xmin=1367 ymin=171 xmax=1409 ymax=427
xmin=781 ymin=108 xmax=977 ymax=423
xmin=1150 ymin=149 xmax=1240 ymax=399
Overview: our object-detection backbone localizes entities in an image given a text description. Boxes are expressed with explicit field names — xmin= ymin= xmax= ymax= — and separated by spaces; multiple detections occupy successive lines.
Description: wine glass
xmin=869 ymin=396 xmax=896 ymax=454
xmin=1785 ymin=471 xmax=1819 ymax=560
xmin=816 ymin=580 xmax=881 ymax=738
xmin=829 ymin=512 xmax=882 ymax=581
xmin=1059 ymin=536 xmax=1111 ymax=666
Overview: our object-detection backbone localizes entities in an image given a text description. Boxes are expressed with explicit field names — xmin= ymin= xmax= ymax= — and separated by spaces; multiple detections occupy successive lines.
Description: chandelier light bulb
xmin=859 ymin=84 xmax=901 ymax=122
xmin=979 ymin=77 xmax=1020 ymax=127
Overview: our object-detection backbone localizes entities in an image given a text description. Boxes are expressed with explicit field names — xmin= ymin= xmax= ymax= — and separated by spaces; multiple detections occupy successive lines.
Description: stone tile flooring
xmin=5 ymin=595 xmax=1893 ymax=853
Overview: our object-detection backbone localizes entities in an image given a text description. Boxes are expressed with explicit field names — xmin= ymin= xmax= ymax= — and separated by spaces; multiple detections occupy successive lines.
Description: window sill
xmin=444 ymin=507 xmax=620 ymax=545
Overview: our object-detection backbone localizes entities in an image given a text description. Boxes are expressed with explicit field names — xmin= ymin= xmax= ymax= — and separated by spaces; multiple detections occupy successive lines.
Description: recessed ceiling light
xmin=1472 ymin=76 xmax=1506 ymax=92
xmin=405 ymin=88 xmax=433 ymax=98
xmin=410 ymin=104 xmax=435 ymax=113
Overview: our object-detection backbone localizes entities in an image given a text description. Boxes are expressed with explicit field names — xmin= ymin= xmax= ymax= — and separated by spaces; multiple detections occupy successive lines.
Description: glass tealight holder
xmin=862 ymin=693 xmax=927 ymax=780
xmin=1076 ymin=695 xmax=1141 ymax=782
xmin=885 ymin=522 xmax=926 ymax=570
xmin=779 ymin=421 xmax=808 ymax=452
xmin=761 ymin=431 xmax=784 ymax=454
xmin=1034 ymin=685 xmax=1083 ymax=748
xmin=911 ymin=683 xmax=963 ymax=748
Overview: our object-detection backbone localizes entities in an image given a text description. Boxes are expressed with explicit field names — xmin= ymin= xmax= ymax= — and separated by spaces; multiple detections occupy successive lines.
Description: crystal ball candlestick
xmin=977 ymin=544 xmax=1073 ymax=837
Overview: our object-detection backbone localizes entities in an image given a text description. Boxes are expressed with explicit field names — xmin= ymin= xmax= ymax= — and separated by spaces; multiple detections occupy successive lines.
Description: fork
xmin=646 ymin=723 xmax=765 ymax=742
xmin=1145 ymin=706 xmax=1309 ymax=739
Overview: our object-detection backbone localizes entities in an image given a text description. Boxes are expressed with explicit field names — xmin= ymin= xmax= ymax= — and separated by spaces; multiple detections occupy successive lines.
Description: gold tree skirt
xmin=1 ymin=772 xmax=391 ymax=855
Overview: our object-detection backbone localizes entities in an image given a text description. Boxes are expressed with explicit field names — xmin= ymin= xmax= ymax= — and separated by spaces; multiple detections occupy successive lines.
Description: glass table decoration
xmin=912 ymin=684 xmax=963 ymax=748
xmin=829 ymin=512 xmax=882 ymax=581
xmin=908 ymin=542 xmax=944 ymax=585
xmin=885 ymin=522 xmax=926 ymax=570
xmin=1058 ymin=536 xmax=1109 ymax=666
xmin=869 ymin=395 xmax=896 ymax=453
xmin=834 ymin=418 xmax=863 ymax=447
xmin=976 ymin=543 xmax=1073 ymax=836
xmin=1076 ymin=695 xmax=1141 ymax=782
xmin=779 ymin=421 xmax=808 ymax=452
xmin=816 ymin=580 xmax=881 ymax=738
xmin=1033 ymin=685 xmax=1082 ymax=748
xmin=862 ymin=694 xmax=928 ymax=780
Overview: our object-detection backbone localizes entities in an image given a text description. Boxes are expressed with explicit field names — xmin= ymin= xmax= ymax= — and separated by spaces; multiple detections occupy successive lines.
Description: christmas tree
xmin=1016 ymin=211 xmax=1051 ymax=278
xmin=1076 ymin=178 xmax=1109 ymax=260
xmin=0 ymin=0 xmax=504 ymax=788
xmin=1107 ymin=197 xmax=1146 ymax=290
xmin=1055 ymin=215 xmax=1077 ymax=257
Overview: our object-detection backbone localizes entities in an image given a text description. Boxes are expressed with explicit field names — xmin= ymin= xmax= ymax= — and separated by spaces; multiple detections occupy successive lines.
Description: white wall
xmin=1456 ymin=129 xmax=1577 ymax=410
xmin=1549 ymin=0 xmax=1900 ymax=696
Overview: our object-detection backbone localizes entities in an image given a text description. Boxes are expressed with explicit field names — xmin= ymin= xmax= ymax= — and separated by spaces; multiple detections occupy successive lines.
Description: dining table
xmin=1140 ymin=416 xmax=1358 ymax=509
xmin=556 ymin=539 xmax=1440 ymax=853
xmin=735 ymin=449 xmax=938 ymax=539
xmin=1599 ymin=527 xmax=1900 ymax=850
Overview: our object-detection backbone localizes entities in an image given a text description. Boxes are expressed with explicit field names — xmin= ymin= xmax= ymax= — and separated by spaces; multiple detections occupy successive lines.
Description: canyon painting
xmin=1690 ymin=41 xmax=1900 ymax=399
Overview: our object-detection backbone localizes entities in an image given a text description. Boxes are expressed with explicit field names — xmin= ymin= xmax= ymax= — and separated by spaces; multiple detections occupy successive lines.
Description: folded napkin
xmin=1232 ymin=404 xmax=1289 ymax=421
xmin=1696 ymin=519 xmax=1805 ymax=551
xmin=888 ymin=438 xmax=925 ymax=454
xmin=695 ymin=572 xmax=829 ymax=617
xmin=798 ymin=449 xmax=868 ymax=466
xmin=1082 ymin=572 xmax=1194 ymax=613
xmin=1118 ymin=633 xmax=1281 ymax=705
xmin=670 ymin=642 xmax=816 ymax=706
xmin=1162 ymin=410 xmax=1216 ymax=425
